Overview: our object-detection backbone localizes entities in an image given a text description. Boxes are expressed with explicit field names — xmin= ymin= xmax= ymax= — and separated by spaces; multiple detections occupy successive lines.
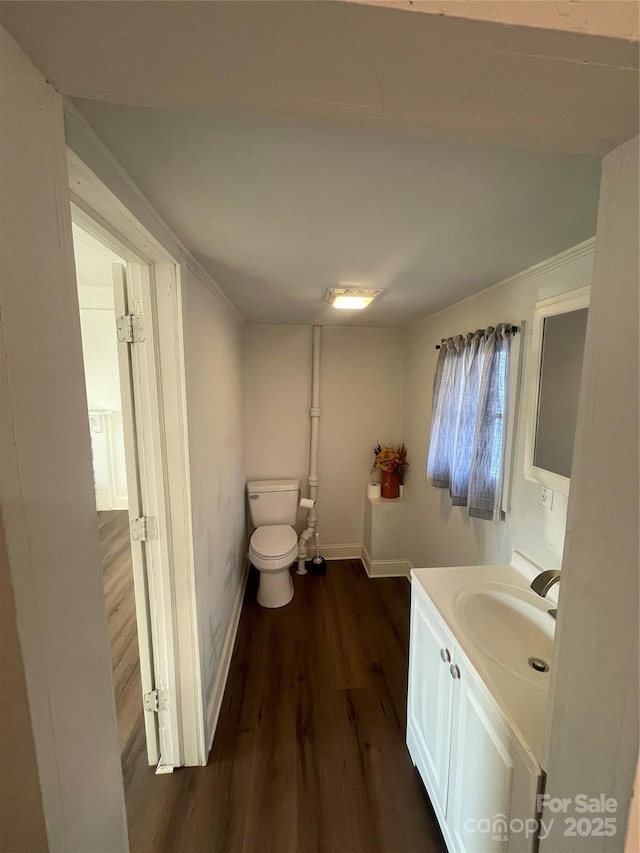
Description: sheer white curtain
xmin=426 ymin=324 xmax=512 ymax=521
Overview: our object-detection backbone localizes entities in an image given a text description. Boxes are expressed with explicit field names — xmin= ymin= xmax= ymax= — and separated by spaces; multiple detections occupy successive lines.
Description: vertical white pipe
xmin=297 ymin=325 xmax=322 ymax=574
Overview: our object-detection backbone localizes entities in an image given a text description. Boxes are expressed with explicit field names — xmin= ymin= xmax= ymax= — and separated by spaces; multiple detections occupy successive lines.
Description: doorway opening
xmin=73 ymin=224 xmax=152 ymax=772
xmin=67 ymin=145 xmax=206 ymax=771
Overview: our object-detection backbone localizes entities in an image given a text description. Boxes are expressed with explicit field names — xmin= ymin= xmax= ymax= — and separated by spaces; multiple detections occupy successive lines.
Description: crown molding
xmin=411 ymin=237 xmax=596 ymax=329
xmin=63 ymin=99 xmax=244 ymax=325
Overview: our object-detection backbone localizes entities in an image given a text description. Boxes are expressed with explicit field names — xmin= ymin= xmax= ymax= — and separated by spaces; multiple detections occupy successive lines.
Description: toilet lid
xmin=250 ymin=525 xmax=297 ymax=559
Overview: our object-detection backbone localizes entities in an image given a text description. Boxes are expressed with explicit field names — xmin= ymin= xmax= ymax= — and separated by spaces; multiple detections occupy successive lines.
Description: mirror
xmin=525 ymin=286 xmax=590 ymax=494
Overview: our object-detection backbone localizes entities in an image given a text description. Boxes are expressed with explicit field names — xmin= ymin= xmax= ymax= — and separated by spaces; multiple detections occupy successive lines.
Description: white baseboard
xmin=95 ymin=497 xmax=128 ymax=512
xmin=361 ymin=545 xmax=411 ymax=579
xmin=320 ymin=543 xmax=363 ymax=560
xmin=205 ymin=557 xmax=249 ymax=755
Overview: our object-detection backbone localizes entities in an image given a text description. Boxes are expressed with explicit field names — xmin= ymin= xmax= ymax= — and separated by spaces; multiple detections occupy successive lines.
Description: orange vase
xmin=380 ymin=470 xmax=400 ymax=499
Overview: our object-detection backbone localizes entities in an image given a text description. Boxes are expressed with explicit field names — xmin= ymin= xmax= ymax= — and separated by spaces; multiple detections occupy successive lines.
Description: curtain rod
xmin=435 ymin=324 xmax=520 ymax=350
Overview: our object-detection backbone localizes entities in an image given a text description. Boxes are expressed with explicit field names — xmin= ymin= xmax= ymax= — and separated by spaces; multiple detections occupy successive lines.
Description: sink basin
xmin=454 ymin=581 xmax=555 ymax=688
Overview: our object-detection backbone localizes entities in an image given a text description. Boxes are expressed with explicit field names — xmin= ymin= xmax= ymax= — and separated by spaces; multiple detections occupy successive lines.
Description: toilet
xmin=247 ymin=479 xmax=299 ymax=608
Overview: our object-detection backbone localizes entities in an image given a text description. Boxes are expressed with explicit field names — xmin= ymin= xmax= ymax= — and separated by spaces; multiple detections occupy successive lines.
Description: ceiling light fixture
xmin=325 ymin=287 xmax=381 ymax=310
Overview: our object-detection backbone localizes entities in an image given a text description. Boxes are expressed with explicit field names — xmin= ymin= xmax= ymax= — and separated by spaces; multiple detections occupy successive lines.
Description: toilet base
xmin=257 ymin=568 xmax=294 ymax=609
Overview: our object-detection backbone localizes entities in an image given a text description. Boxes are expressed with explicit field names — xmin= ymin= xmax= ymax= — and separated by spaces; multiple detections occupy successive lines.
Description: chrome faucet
xmin=530 ymin=570 xmax=561 ymax=619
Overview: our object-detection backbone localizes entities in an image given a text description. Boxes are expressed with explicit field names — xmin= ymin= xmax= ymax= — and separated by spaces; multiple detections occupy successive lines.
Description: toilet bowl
xmin=247 ymin=479 xmax=300 ymax=608
xmin=249 ymin=524 xmax=298 ymax=608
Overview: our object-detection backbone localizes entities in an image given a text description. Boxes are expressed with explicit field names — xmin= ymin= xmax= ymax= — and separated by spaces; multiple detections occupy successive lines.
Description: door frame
xmin=110 ymin=259 xmax=169 ymax=767
xmin=68 ymin=151 xmax=206 ymax=767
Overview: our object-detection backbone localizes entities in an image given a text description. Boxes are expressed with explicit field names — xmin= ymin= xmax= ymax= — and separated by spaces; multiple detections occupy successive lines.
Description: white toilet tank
xmin=247 ymin=479 xmax=299 ymax=527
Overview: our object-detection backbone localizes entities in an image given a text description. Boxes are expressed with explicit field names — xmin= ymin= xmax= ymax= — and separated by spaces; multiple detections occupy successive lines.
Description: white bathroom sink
xmin=412 ymin=561 xmax=557 ymax=767
xmin=454 ymin=581 xmax=555 ymax=687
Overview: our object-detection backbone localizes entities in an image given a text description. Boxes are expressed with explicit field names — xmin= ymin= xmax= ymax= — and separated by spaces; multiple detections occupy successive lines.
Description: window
xmin=426 ymin=324 xmax=515 ymax=522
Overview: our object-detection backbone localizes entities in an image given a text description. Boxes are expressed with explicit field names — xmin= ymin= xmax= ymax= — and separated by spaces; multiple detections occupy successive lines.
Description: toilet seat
xmin=249 ymin=525 xmax=298 ymax=577
xmin=250 ymin=525 xmax=297 ymax=559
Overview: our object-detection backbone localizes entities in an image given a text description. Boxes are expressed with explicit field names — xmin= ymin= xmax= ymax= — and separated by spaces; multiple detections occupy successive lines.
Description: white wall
xmin=626 ymin=761 xmax=640 ymax=853
xmin=0 ymin=511 xmax=48 ymax=852
xmin=0 ymin=26 xmax=128 ymax=851
xmin=402 ymin=242 xmax=595 ymax=571
xmin=244 ymin=325 xmax=404 ymax=548
xmin=244 ymin=325 xmax=312 ymax=499
xmin=319 ymin=326 xmax=404 ymax=547
xmin=79 ymin=313 xmax=129 ymax=509
xmin=182 ymin=268 xmax=246 ymax=728
xmin=541 ymin=134 xmax=639 ymax=853
xmin=244 ymin=278 xmax=598 ymax=567
xmin=75 ymin=235 xmax=128 ymax=510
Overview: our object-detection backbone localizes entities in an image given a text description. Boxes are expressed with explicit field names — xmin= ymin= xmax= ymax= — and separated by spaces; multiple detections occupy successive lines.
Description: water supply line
xmin=297 ymin=324 xmax=322 ymax=574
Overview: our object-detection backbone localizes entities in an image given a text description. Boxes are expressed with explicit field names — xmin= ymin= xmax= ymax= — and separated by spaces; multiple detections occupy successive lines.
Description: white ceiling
xmin=71 ymin=99 xmax=600 ymax=326
xmin=2 ymin=1 xmax=631 ymax=325
xmin=351 ymin=1 xmax=640 ymax=41
xmin=1 ymin=1 xmax=637 ymax=155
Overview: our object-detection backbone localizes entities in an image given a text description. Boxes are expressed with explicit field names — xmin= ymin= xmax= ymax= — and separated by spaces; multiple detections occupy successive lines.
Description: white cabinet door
xmin=407 ymin=582 xmax=541 ymax=853
xmin=407 ymin=586 xmax=455 ymax=815
xmin=447 ymin=657 xmax=518 ymax=853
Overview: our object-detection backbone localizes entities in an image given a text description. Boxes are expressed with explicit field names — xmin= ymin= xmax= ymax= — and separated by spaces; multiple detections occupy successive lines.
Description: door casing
xmin=69 ymin=152 xmax=205 ymax=767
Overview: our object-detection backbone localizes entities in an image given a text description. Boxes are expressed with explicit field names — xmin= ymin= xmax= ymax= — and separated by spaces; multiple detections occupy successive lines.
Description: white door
xmin=112 ymin=262 xmax=166 ymax=767
xmin=407 ymin=587 xmax=455 ymax=814
xmin=447 ymin=657 xmax=515 ymax=853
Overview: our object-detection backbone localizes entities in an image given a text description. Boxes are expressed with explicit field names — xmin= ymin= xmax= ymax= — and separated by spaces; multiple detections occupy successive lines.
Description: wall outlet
xmin=539 ymin=486 xmax=554 ymax=511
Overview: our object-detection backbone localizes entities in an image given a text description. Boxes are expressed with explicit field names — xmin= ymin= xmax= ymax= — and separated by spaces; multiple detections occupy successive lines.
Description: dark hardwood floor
xmin=98 ymin=510 xmax=144 ymax=767
xmin=120 ymin=558 xmax=446 ymax=853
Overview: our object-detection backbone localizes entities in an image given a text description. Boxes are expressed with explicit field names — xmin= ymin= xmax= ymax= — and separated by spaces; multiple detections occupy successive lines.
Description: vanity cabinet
xmin=407 ymin=583 xmax=455 ymax=810
xmin=407 ymin=581 xmax=542 ymax=853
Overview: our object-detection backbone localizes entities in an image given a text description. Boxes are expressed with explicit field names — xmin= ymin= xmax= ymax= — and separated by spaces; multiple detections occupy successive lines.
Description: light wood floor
xmin=98 ymin=510 xmax=145 ymax=779
xmin=119 ymin=558 xmax=446 ymax=853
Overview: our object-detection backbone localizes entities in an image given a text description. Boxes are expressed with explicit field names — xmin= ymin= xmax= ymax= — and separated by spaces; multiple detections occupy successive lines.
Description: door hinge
xmin=116 ymin=313 xmax=145 ymax=343
xmin=130 ymin=516 xmax=158 ymax=541
xmin=144 ymin=690 xmax=159 ymax=713
xmin=143 ymin=689 xmax=168 ymax=714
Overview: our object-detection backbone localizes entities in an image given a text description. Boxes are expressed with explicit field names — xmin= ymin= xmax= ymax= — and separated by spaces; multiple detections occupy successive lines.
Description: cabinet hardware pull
xmin=440 ymin=648 xmax=451 ymax=663
xmin=450 ymin=663 xmax=460 ymax=680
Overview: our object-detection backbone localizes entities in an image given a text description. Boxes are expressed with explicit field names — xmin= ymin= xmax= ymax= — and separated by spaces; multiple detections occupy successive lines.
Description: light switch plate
xmin=539 ymin=486 xmax=554 ymax=510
